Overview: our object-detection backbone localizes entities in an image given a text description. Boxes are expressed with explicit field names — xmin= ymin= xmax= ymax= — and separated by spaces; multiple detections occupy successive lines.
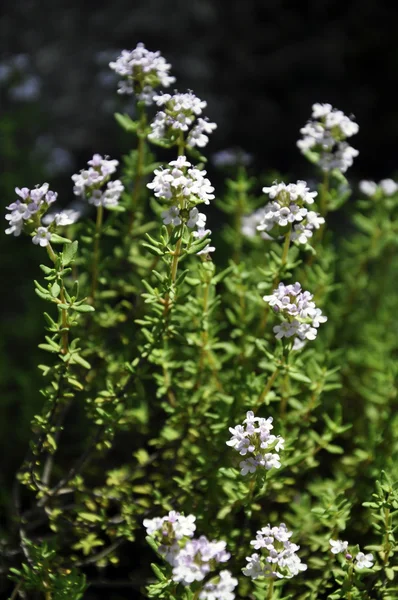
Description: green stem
xmin=90 ymin=204 xmax=104 ymax=301
xmin=46 ymin=244 xmax=68 ymax=353
xmin=59 ymin=282 xmax=69 ymax=355
xmin=10 ymin=581 xmax=22 ymax=600
xmin=177 ymin=131 xmax=185 ymax=157
xmin=171 ymin=237 xmax=182 ymax=284
xmin=280 ymin=224 xmax=292 ymax=270
xmin=267 ymin=577 xmax=275 ymax=600
xmin=383 ymin=507 xmax=391 ymax=565
xmin=233 ymin=173 xmax=246 ymax=263
xmin=320 ymin=170 xmax=329 ymax=217
xmin=255 ymin=367 xmax=280 ymax=411
xmin=128 ymin=106 xmax=147 ymax=233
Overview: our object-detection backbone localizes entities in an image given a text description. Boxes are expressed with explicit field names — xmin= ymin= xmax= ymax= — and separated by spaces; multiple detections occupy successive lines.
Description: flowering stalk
xmin=46 ymin=244 xmax=69 ymax=355
xmin=90 ymin=204 xmax=104 ymax=302
xmin=267 ymin=577 xmax=274 ymax=600
xmin=319 ymin=171 xmax=330 ymax=218
xmin=128 ymin=103 xmax=147 ymax=233
xmin=255 ymin=367 xmax=280 ymax=410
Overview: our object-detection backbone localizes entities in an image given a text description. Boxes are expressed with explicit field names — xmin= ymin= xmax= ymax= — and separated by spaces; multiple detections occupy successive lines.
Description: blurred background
xmin=1 ymin=0 xmax=398 ymax=576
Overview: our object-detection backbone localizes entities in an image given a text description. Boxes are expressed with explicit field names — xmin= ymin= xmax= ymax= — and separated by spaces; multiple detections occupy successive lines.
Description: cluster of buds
xmin=257 ymin=181 xmax=324 ymax=245
xmin=243 ymin=523 xmax=307 ymax=580
xmin=297 ymin=103 xmax=359 ymax=173
xmin=72 ymin=154 xmax=124 ymax=208
xmin=144 ymin=512 xmax=234 ymax=591
xmin=109 ymin=42 xmax=175 ymax=103
xmin=149 ymin=91 xmax=217 ymax=149
xmin=263 ymin=282 xmax=327 ymax=343
xmin=226 ymin=411 xmax=284 ymax=476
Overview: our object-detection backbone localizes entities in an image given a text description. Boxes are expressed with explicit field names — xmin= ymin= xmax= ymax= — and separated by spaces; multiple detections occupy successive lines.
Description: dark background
xmin=1 ymin=0 xmax=398 ymax=592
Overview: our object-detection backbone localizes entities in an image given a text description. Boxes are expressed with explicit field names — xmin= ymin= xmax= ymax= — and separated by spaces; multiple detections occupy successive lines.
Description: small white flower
xmin=329 ymin=539 xmax=349 ymax=554
xmin=359 ymin=180 xmax=377 ymax=197
xmin=32 ymin=226 xmax=51 ymax=247
xmin=355 ymin=551 xmax=374 ymax=569
xmin=162 ymin=206 xmax=181 ymax=226
xmin=379 ymin=178 xmax=398 ymax=196
xmin=187 ymin=207 xmax=206 ymax=228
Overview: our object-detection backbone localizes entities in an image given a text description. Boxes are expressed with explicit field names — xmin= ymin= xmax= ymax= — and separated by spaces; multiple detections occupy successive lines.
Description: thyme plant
xmin=3 ymin=43 xmax=398 ymax=600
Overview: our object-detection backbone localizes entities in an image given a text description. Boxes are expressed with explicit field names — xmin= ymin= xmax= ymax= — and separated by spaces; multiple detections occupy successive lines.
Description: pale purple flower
xmin=32 ymin=226 xmax=51 ymax=247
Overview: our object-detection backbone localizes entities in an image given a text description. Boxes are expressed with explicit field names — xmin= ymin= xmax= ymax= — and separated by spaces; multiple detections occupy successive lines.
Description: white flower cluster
xmin=172 ymin=537 xmax=231 ymax=586
xmin=243 ymin=523 xmax=307 ymax=579
xmin=329 ymin=539 xmax=374 ymax=569
xmin=359 ymin=178 xmax=398 ymax=197
xmin=263 ymin=282 xmax=327 ymax=342
xmin=298 ymin=103 xmax=359 ymax=173
xmin=147 ymin=156 xmax=214 ymax=205
xmin=226 ymin=411 xmax=284 ymax=476
xmin=199 ymin=570 xmax=238 ymax=600
xmin=109 ymin=42 xmax=175 ymax=103
xmin=144 ymin=512 xmax=232 ymax=590
xmin=257 ymin=181 xmax=324 ymax=245
xmin=149 ymin=91 xmax=217 ymax=148
xmin=72 ymin=154 xmax=124 ymax=208
xmin=5 ymin=183 xmax=57 ymax=238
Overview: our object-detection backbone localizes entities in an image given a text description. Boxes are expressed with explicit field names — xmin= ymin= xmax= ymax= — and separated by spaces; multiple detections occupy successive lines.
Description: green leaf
xmin=151 ymin=563 xmax=167 ymax=581
xmin=79 ymin=512 xmax=102 ymax=523
xmin=50 ymin=233 xmax=72 ymax=244
xmin=114 ymin=112 xmax=139 ymax=132
xmin=62 ymin=240 xmax=78 ymax=265
xmin=72 ymin=354 xmax=91 ymax=369
xmin=72 ymin=304 xmax=95 ymax=313
xmin=51 ymin=282 xmax=61 ymax=298
xmin=46 ymin=433 xmax=57 ymax=451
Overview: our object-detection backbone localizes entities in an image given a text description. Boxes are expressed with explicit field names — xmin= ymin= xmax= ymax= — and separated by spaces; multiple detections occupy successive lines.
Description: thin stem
xmin=255 ymin=367 xmax=280 ymax=411
xmin=280 ymin=224 xmax=292 ymax=271
xmin=59 ymin=283 xmax=69 ymax=355
xmin=233 ymin=172 xmax=247 ymax=263
xmin=257 ymin=226 xmax=292 ymax=337
xmin=319 ymin=170 xmax=329 ymax=217
xmin=267 ymin=578 xmax=275 ymax=600
xmin=128 ymin=105 xmax=147 ymax=233
xmin=198 ymin=278 xmax=211 ymax=373
xmin=171 ymin=238 xmax=182 ymax=284
xmin=90 ymin=204 xmax=104 ymax=301
xmin=10 ymin=581 xmax=22 ymax=600
xmin=383 ymin=507 xmax=391 ymax=565
xmin=280 ymin=370 xmax=289 ymax=418
xmin=177 ymin=131 xmax=185 ymax=156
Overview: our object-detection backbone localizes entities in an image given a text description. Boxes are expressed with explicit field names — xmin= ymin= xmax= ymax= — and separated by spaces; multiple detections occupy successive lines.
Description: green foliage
xmin=3 ymin=54 xmax=398 ymax=600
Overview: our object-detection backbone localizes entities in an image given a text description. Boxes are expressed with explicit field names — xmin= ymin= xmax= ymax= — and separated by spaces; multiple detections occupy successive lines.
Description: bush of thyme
xmin=3 ymin=43 xmax=398 ymax=600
